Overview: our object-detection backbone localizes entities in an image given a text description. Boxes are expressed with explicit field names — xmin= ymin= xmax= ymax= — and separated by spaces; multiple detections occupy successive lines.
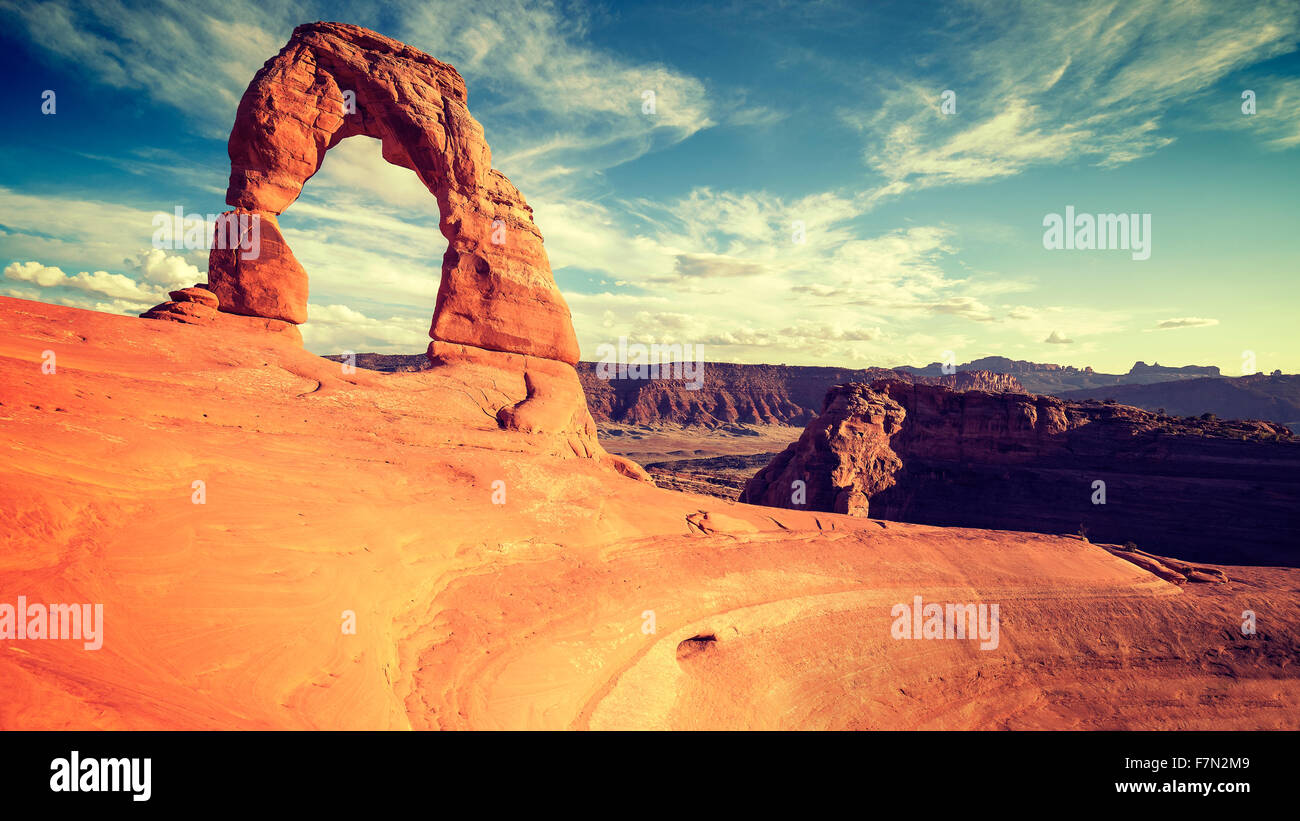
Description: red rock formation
xmin=141 ymin=283 xmax=304 ymax=345
xmin=206 ymin=211 xmax=308 ymax=324
xmin=144 ymin=21 xmax=578 ymax=364
xmin=742 ymin=380 xmax=1300 ymax=565
xmin=139 ymin=23 xmax=623 ymax=462
xmin=940 ymin=370 xmax=1024 ymax=393
xmin=7 ymin=297 xmax=1300 ymax=730
xmin=738 ymin=383 xmax=905 ymax=515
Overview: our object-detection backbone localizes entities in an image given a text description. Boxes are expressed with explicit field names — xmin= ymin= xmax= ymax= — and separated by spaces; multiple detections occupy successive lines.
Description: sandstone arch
xmin=200 ymin=21 xmax=580 ymax=365
xmin=142 ymin=23 xmax=649 ymax=478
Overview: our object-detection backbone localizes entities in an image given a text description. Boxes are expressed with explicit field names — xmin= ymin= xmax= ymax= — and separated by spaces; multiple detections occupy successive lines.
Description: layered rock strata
xmin=742 ymin=380 xmax=1300 ymax=565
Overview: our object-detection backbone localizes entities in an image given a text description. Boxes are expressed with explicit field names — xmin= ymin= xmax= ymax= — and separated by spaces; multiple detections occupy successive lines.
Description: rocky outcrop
xmin=206 ymin=212 xmax=308 ymax=324
xmin=738 ymin=383 xmax=905 ymax=514
xmin=1101 ymin=544 xmax=1229 ymax=586
xmin=742 ymin=380 xmax=1300 ymax=565
xmin=141 ymin=283 xmax=304 ymax=344
xmin=940 ymin=370 xmax=1024 ymax=393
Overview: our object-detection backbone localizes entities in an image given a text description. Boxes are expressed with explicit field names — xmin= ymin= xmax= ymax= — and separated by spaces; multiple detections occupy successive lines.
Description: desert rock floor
xmin=1 ymin=297 xmax=1296 ymax=729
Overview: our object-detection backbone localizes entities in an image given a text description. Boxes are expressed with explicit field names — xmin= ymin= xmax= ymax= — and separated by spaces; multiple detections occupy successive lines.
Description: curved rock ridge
xmin=741 ymin=380 xmax=1300 ymax=565
xmin=146 ymin=21 xmax=579 ymax=365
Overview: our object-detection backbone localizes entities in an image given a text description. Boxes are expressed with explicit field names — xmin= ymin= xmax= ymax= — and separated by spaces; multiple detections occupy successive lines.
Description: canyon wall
xmin=742 ymin=381 xmax=1300 ymax=566
xmin=576 ymin=362 xmax=1023 ymax=426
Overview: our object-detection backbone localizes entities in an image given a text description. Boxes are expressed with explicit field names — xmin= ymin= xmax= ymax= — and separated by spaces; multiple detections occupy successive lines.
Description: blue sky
xmin=2 ymin=0 xmax=1298 ymax=373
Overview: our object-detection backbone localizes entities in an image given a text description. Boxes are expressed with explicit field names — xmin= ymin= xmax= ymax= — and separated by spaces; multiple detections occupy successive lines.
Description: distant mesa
xmin=1128 ymin=360 xmax=1221 ymax=377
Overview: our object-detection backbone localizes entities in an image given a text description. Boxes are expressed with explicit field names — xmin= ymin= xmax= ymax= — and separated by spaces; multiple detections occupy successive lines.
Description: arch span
xmin=204 ymin=21 xmax=580 ymax=365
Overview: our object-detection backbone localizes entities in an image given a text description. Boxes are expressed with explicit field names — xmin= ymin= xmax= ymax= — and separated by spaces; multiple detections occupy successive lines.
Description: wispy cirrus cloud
xmin=395 ymin=0 xmax=721 ymax=194
xmin=4 ymin=0 xmax=725 ymax=192
xmin=843 ymin=0 xmax=1300 ymax=196
xmin=3 ymin=0 xmax=286 ymax=138
xmin=1195 ymin=75 xmax=1300 ymax=149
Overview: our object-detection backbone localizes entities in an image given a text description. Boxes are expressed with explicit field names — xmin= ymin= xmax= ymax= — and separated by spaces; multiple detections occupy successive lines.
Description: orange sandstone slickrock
xmin=2 ymin=297 xmax=1298 ymax=730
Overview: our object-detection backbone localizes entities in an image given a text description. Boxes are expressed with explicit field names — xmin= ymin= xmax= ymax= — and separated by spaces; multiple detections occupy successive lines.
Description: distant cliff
xmin=741 ymin=381 xmax=1300 ymax=566
xmin=575 ymin=362 xmax=1023 ymax=427
xmin=326 ymin=351 xmax=1295 ymax=429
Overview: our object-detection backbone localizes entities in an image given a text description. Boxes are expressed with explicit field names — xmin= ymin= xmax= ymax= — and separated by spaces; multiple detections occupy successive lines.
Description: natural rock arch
xmin=189 ymin=21 xmax=580 ymax=365
xmin=143 ymin=23 xmax=650 ymax=479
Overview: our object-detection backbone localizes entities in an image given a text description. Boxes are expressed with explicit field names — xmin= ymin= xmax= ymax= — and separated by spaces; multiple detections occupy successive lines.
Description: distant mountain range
xmin=896 ymin=356 xmax=1222 ymax=394
xmin=1056 ymin=373 xmax=1300 ymax=430
xmin=897 ymin=356 xmax=1298 ymax=429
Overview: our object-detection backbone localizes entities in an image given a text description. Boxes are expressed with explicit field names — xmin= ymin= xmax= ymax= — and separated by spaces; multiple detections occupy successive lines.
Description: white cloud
xmin=299 ymin=303 xmax=429 ymax=354
xmin=1 ymin=245 xmax=204 ymax=318
xmin=3 ymin=261 xmax=65 ymax=288
xmin=130 ymin=248 xmax=203 ymax=289
xmin=551 ymin=190 xmax=1012 ymax=366
xmin=398 ymin=0 xmax=716 ymax=193
xmin=3 ymin=257 xmax=185 ymax=305
xmin=0 ymin=187 xmax=209 ymax=273
xmin=1153 ymin=317 xmax=1219 ymax=330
